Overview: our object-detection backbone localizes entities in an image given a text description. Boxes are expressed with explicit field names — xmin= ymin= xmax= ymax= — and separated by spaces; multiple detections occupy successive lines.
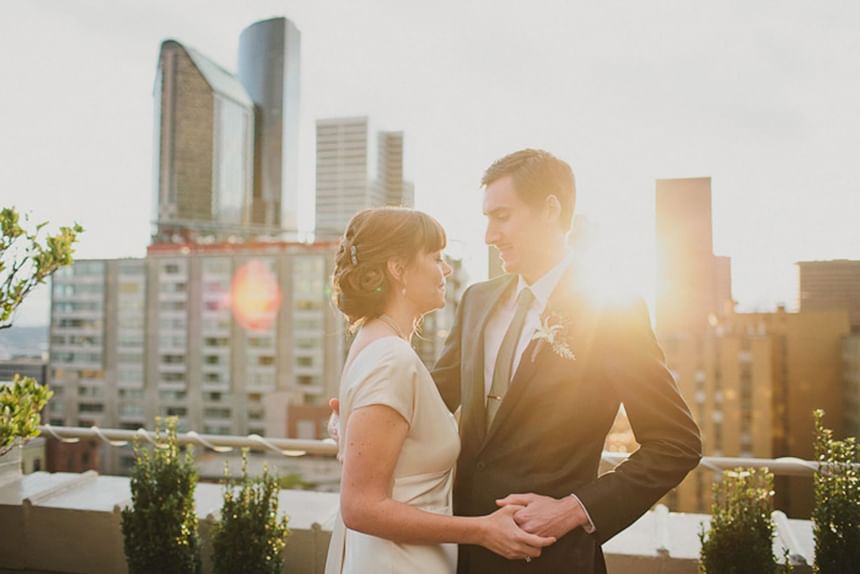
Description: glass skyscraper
xmin=152 ymin=40 xmax=255 ymax=242
xmin=238 ymin=17 xmax=302 ymax=233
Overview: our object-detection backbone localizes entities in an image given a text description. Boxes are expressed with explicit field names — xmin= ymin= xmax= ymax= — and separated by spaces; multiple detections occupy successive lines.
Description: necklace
xmin=378 ymin=313 xmax=410 ymax=341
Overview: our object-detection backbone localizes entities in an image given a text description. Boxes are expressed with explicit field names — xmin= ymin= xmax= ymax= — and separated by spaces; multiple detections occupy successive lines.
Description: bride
xmin=325 ymin=207 xmax=555 ymax=573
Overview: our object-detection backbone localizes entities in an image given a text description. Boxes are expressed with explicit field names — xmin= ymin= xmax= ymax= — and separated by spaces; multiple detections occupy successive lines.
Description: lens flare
xmin=231 ymin=260 xmax=281 ymax=331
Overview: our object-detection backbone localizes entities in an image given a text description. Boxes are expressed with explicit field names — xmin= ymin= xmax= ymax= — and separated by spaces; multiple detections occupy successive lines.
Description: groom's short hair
xmin=481 ymin=148 xmax=575 ymax=231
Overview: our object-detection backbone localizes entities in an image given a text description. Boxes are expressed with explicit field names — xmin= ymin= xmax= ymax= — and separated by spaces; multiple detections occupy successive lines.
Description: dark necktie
xmin=486 ymin=288 xmax=534 ymax=431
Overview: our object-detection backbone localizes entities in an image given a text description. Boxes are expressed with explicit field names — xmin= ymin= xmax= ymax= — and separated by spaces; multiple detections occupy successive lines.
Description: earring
xmin=401 ymin=281 xmax=407 ymax=297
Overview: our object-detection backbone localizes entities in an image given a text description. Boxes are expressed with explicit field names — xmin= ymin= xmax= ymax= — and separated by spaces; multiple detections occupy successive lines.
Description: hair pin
xmin=350 ymin=245 xmax=359 ymax=265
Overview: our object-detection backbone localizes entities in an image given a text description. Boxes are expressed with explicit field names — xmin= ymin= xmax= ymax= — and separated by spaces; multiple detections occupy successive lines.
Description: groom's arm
xmin=573 ymin=297 xmax=702 ymax=543
xmin=431 ymin=285 xmax=470 ymax=413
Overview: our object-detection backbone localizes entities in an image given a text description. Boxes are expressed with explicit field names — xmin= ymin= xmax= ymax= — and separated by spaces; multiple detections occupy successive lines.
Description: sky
xmin=2 ymin=0 xmax=859 ymax=326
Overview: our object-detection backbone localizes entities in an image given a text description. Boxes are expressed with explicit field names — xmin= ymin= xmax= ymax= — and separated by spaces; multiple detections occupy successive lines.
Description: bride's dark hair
xmin=333 ymin=207 xmax=447 ymax=327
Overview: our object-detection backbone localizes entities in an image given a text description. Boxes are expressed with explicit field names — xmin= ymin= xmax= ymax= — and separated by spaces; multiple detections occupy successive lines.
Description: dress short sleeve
xmin=345 ymin=341 xmax=418 ymax=426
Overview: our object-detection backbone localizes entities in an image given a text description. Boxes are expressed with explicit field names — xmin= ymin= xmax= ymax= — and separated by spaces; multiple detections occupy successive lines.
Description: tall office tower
xmin=797 ymin=259 xmax=860 ymax=330
xmin=238 ymin=18 xmax=302 ymax=233
xmin=315 ymin=117 xmax=382 ymax=236
xmin=377 ymin=131 xmax=414 ymax=208
xmin=152 ymin=40 xmax=255 ymax=243
xmin=315 ymin=117 xmax=412 ymax=236
xmin=655 ymin=177 xmax=732 ymax=338
xmin=47 ymin=243 xmax=345 ymax=475
xmin=667 ymin=306 xmax=851 ymax=517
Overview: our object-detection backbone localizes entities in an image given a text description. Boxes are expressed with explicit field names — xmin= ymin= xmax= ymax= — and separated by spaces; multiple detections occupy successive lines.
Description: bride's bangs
xmin=417 ymin=212 xmax=447 ymax=254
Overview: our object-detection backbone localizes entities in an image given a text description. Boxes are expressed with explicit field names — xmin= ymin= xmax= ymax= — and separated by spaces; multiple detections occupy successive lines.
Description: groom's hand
xmin=496 ymin=493 xmax=587 ymax=539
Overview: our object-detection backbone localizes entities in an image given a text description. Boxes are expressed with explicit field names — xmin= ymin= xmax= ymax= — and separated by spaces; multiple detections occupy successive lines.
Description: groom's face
xmin=482 ymin=175 xmax=550 ymax=277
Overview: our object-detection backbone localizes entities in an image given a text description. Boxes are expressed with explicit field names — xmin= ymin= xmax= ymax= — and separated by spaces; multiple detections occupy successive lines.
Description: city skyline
xmin=4 ymin=0 xmax=860 ymax=326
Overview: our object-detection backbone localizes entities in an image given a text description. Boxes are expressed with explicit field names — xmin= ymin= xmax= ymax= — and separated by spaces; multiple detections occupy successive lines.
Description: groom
xmin=432 ymin=149 xmax=702 ymax=573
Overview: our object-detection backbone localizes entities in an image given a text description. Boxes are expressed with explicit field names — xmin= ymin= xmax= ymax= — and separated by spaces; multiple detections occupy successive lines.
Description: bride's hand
xmin=327 ymin=397 xmax=341 ymax=443
xmin=477 ymin=505 xmax=556 ymax=560
xmin=327 ymin=398 xmax=343 ymax=462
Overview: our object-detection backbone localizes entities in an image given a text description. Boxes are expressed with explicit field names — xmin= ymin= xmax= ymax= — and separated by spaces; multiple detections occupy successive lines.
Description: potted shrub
xmin=699 ymin=467 xmax=790 ymax=573
xmin=121 ymin=417 xmax=201 ymax=574
xmin=1 ymin=374 xmax=53 ymax=456
xmin=0 ymin=375 xmax=52 ymax=483
xmin=812 ymin=409 xmax=860 ymax=573
xmin=211 ymin=449 xmax=290 ymax=574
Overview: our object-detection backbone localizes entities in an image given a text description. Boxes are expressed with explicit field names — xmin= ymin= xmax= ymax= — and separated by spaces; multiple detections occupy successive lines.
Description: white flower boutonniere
xmin=530 ymin=311 xmax=576 ymax=362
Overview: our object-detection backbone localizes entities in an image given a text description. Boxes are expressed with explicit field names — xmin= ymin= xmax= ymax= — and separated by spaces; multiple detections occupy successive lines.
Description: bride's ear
xmin=386 ymin=257 xmax=407 ymax=284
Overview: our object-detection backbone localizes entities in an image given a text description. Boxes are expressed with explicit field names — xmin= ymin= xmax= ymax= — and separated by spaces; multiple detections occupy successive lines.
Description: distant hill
xmin=0 ymin=325 xmax=48 ymax=359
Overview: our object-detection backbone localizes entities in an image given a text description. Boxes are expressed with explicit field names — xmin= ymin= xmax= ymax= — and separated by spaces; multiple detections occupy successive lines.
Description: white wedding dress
xmin=325 ymin=336 xmax=460 ymax=574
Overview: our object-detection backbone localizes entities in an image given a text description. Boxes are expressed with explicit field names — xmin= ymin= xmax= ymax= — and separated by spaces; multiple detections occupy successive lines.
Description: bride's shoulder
xmin=370 ymin=336 xmax=418 ymax=364
xmin=346 ymin=336 xmax=417 ymax=376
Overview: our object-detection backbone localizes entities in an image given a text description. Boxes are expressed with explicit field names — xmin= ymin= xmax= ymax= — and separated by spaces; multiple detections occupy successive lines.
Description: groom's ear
xmin=544 ymin=194 xmax=562 ymax=226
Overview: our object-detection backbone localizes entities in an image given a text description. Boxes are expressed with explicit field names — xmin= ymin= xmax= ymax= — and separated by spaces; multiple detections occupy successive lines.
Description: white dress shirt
xmin=482 ymin=251 xmax=596 ymax=533
xmin=483 ymin=252 xmax=575 ymax=399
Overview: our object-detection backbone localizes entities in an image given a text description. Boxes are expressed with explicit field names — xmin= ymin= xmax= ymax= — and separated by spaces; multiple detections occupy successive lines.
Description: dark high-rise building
xmin=655 ymin=177 xmax=732 ymax=337
xmin=238 ymin=17 xmax=302 ymax=233
xmin=152 ymin=40 xmax=255 ymax=242
xmin=797 ymin=259 xmax=860 ymax=331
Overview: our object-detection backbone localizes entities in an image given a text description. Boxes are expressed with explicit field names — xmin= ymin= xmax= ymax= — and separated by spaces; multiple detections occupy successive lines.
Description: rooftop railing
xmin=40 ymin=424 xmax=828 ymax=477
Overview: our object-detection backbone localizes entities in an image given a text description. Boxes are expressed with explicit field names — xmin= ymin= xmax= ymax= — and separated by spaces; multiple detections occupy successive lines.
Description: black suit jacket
xmin=432 ymin=270 xmax=702 ymax=574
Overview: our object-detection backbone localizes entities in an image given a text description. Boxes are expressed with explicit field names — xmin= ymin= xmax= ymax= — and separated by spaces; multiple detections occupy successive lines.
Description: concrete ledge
xmin=0 ymin=470 xmax=815 ymax=573
xmin=0 ymin=448 xmax=22 ymax=489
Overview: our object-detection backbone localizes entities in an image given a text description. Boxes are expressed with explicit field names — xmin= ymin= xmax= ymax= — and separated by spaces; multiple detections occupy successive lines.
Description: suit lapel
xmin=480 ymin=266 xmax=589 ymax=449
xmin=460 ymin=275 xmax=517 ymax=451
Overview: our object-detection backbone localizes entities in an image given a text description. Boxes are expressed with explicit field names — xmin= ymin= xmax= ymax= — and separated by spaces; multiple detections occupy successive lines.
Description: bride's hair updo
xmin=333 ymin=207 xmax=447 ymax=327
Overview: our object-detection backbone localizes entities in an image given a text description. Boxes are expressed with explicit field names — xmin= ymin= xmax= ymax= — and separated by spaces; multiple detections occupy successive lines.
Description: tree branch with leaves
xmin=0 ymin=206 xmax=83 ymax=329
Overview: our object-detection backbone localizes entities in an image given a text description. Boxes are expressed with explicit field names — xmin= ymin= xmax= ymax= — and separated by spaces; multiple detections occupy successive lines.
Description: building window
xmin=78 ymin=403 xmax=104 ymax=414
xmin=204 ymin=408 xmax=231 ymax=419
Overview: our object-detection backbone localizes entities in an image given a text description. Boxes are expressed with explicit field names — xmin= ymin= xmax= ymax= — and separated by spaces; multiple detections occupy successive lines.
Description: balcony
xmin=0 ymin=426 xmax=818 ymax=574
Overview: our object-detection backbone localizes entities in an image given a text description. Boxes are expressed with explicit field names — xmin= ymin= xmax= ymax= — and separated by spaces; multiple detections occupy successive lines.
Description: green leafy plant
xmin=812 ymin=409 xmax=860 ymax=573
xmin=699 ymin=467 xmax=790 ymax=574
xmin=1 ymin=206 xmax=83 ymax=329
xmin=121 ymin=417 xmax=201 ymax=574
xmin=211 ymin=449 xmax=289 ymax=574
xmin=279 ymin=471 xmax=315 ymax=490
xmin=0 ymin=374 xmax=53 ymax=456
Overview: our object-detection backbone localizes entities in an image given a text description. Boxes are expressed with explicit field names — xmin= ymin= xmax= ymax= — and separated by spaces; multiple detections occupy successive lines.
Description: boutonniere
xmin=530 ymin=311 xmax=576 ymax=362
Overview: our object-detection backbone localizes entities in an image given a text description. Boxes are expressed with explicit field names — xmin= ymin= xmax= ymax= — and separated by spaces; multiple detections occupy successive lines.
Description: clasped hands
xmin=496 ymin=492 xmax=589 ymax=541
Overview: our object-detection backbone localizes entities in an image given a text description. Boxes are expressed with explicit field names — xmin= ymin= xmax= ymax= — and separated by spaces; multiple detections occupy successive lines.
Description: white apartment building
xmin=48 ymin=242 xmax=344 ymax=474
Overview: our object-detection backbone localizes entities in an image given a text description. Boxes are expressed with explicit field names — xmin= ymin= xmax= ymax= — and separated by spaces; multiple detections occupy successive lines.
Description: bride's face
xmin=403 ymin=249 xmax=453 ymax=314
